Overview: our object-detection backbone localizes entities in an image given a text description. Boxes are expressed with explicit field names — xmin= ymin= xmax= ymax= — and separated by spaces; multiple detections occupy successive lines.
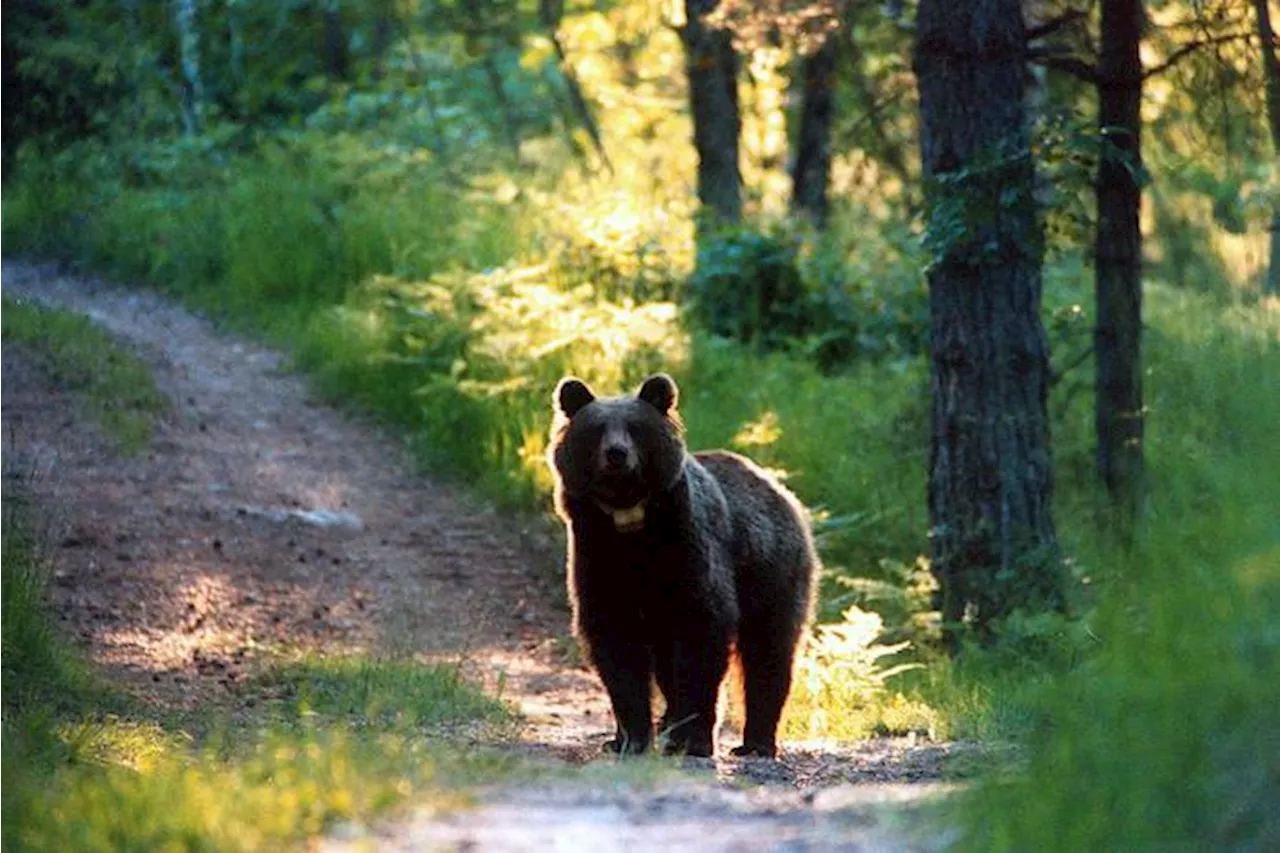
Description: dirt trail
xmin=1 ymin=260 xmax=956 ymax=850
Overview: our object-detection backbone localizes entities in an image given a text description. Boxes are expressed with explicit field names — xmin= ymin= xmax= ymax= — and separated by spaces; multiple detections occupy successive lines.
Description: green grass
xmin=1 ymin=295 xmax=168 ymax=453
xmin=250 ymin=656 xmax=517 ymax=731
xmin=6 ymin=720 xmax=517 ymax=853
xmin=949 ymin=294 xmax=1280 ymax=851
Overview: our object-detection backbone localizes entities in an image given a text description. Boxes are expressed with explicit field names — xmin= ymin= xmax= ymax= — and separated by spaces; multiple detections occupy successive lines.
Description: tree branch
xmin=1026 ymin=8 xmax=1086 ymax=42
xmin=1142 ymin=32 xmax=1256 ymax=79
xmin=1050 ymin=345 xmax=1095 ymax=388
xmin=1028 ymin=47 xmax=1100 ymax=84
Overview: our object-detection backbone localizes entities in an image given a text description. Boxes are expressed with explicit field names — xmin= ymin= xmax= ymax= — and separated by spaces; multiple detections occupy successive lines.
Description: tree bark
xmin=914 ymin=0 xmax=1063 ymax=649
xmin=322 ymin=0 xmax=349 ymax=81
xmin=681 ymin=0 xmax=743 ymax=230
xmin=0 ymin=0 xmax=22 ymax=180
xmin=483 ymin=52 xmax=524 ymax=161
xmin=1094 ymin=0 xmax=1145 ymax=533
xmin=175 ymin=0 xmax=203 ymax=135
xmin=1253 ymin=0 xmax=1280 ymax=295
xmin=791 ymin=36 xmax=839 ymax=228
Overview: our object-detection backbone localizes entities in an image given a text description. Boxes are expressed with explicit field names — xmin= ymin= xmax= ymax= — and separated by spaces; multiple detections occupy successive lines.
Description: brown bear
xmin=547 ymin=373 xmax=817 ymax=758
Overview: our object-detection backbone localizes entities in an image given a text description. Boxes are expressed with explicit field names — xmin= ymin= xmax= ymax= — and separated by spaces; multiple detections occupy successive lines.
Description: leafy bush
xmin=687 ymin=222 xmax=928 ymax=371
xmin=298 ymin=267 xmax=687 ymax=507
xmin=688 ymin=226 xmax=811 ymax=350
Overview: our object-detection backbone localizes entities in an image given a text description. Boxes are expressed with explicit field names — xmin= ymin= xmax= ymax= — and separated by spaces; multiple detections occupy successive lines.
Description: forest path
xmin=1 ymin=260 xmax=955 ymax=851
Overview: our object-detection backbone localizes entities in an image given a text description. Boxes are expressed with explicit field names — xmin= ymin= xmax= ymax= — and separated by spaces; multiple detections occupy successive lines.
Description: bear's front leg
xmin=656 ymin=635 xmax=730 ymax=758
xmin=588 ymin=636 xmax=654 ymax=755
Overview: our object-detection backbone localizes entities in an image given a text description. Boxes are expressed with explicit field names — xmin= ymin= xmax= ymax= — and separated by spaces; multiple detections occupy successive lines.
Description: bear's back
xmin=692 ymin=450 xmax=816 ymax=616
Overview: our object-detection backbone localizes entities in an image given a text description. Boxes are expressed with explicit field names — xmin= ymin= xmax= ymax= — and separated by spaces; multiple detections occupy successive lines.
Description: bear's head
xmin=549 ymin=373 xmax=686 ymax=532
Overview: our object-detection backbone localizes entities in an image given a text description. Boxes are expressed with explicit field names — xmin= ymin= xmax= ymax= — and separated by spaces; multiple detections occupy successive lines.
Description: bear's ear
xmin=555 ymin=377 xmax=596 ymax=418
xmin=638 ymin=373 xmax=678 ymax=414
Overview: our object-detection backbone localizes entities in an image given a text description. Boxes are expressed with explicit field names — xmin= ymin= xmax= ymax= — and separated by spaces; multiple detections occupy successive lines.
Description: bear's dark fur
xmin=547 ymin=373 xmax=817 ymax=758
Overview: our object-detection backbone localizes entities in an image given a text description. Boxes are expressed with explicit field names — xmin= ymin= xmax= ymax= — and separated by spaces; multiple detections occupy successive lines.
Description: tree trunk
xmin=681 ymin=0 xmax=743 ymax=230
xmin=371 ymin=11 xmax=393 ymax=82
xmin=791 ymin=36 xmax=838 ymax=228
xmin=1094 ymin=0 xmax=1145 ymax=533
xmin=175 ymin=0 xmax=203 ymax=135
xmin=322 ymin=0 xmax=349 ymax=81
xmin=483 ymin=52 xmax=524 ymax=161
xmin=0 ymin=0 xmax=21 ymax=180
xmin=914 ymin=0 xmax=1063 ymax=650
xmin=540 ymin=0 xmax=612 ymax=174
xmin=1254 ymin=0 xmax=1280 ymax=295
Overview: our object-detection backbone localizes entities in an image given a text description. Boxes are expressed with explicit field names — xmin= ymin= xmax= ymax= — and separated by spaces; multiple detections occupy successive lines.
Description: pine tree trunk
xmin=1094 ymin=0 xmax=1145 ymax=532
xmin=681 ymin=0 xmax=742 ymax=230
xmin=914 ymin=0 xmax=1063 ymax=649
xmin=791 ymin=37 xmax=838 ymax=227
xmin=1254 ymin=0 xmax=1280 ymax=295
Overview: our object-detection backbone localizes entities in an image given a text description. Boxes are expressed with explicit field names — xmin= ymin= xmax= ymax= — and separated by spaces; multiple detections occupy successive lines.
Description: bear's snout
xmin=598 ymin=423 xmax=638 ymax=474
xmin=600 ymin=439 xmax=637 ymax=472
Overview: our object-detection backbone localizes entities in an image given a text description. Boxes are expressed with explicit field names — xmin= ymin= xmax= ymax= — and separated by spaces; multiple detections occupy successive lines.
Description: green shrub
xmin=688 ymin=226 xmax=812 ymax=350
xmin=687 ymin=221 xmax=928 ymax=371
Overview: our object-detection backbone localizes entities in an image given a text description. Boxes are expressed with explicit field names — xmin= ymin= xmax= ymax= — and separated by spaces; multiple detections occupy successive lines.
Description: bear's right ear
xmin=555 ymin=377 xmax=596 ymax=418
xmin=638 ymin=373 xmax=678 ymax=414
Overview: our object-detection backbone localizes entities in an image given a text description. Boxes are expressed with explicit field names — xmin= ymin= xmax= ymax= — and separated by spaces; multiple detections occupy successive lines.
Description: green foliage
xmin=921 ymin=139 xmax=1043 ymax=272
xmin=8 ymin=719 xmax=516 ymax=853
xmin=1 ymin=474 xmax=98 ymax=724
xmin=689 ymin=226 xmax=811 ymax=349
xmin=678 ymin=336 xmax=930 ymax=622
xmin=300 ymin=266 xmax=685 ymax=506
xmin=783 ymin=606 xmax=938 ymax=741
xmin=252 ymin=657 xmax=516 ymax=730
xmin=688 ymin=221 xmax=927 ymax=370
xmin=953 ymin=296 xmax=1280 ymax=851
xmin=4 ymin=15 xmax=1278 ymax=850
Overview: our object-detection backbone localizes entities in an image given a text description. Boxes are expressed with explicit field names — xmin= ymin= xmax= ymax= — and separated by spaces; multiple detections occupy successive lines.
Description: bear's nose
xmin=603 ymin=444 xmax=631 ymax=469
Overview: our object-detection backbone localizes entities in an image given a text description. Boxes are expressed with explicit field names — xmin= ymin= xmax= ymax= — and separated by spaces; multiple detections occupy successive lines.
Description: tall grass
xmin=952 ymin=294 xmax=1280 ymax=851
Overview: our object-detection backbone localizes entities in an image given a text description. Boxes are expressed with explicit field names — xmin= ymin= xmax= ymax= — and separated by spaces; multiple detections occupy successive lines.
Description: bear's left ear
xmin=556 ymin=377 xmax=596 ymax=418
xmin=638 ymin=373 xmax=678 ymax=414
